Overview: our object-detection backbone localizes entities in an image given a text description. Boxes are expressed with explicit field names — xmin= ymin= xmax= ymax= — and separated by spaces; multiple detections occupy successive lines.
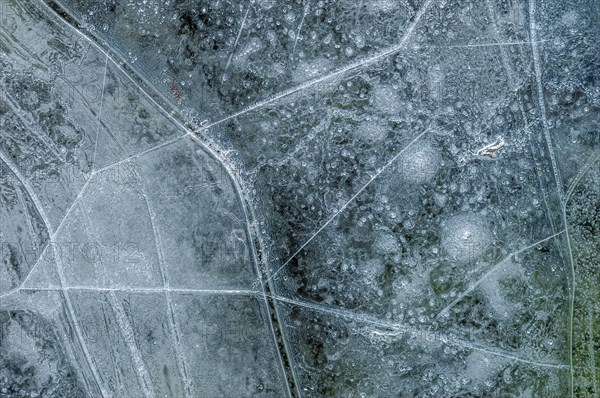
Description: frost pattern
xmin=0 ymin=0 xmax=598 ymax=397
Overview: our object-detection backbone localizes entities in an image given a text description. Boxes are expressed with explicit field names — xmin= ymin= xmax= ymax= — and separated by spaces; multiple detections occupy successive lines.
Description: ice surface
xmin=0 ymin=0 xmax=598 ymax=397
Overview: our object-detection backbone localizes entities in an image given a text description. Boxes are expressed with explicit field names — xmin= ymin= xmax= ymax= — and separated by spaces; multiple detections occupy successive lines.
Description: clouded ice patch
xmin=480 ymin=259 xmax=523 ymax=319
xmin=374 ymin=230 xmax=400 ymax=255
xmin=371 ymin=85 xmax=403 ymax=115
xmin=355 ymin=120 xmax=388 ymax=142
xmin=441 ymin=213 xmax=491 ymax=263
xmin=395 ymin=140 xmax=441 ymax=184
xmin=364 ymin=0 xmax=399 ymax=13
xmin=361 ymin=258 xmax=385 ymax=281
xmin=464 ymin=351 xmax=508 ymax=387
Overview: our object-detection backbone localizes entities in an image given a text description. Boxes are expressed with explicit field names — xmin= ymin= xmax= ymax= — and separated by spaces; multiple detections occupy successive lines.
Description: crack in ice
xmin=436 ymin=230 xmax=566 ymax=319
xmin=140 ymin=187 xmax=194 ymax=398
xmin=92 ymin=55 xmax=109 ymax=171
xmin=266 ymin=127 xmax=429 ymax=283
xmin=0 ymin=149 xmax=110 ymax=398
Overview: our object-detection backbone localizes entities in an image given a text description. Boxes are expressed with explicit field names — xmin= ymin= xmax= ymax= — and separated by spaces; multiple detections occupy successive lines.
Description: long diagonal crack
xmin=267 ymin=127 xmax=430 ymax=283
xmin=140 ymin=187 xmax=194 ymax=398
xmin=74 ymin=186 xmax=160 ymax=397
xmin=222 ymin=4 xmax=251 ymax=83
xmin=435 ymin=230 xmax=566 ymax=319
xmin=21 ymin=284 xmax=569 ymax=371
xmin=565 ymin=153 xmax=600 ymax=206
xmin=192 ymin=0 xmax=435 ymax=136
xmin=277 ymin=293 xmax=569 ymax=370
xmin=91 ymin=55 xmax=110 ymax=170
xmin=0 ymin=150 xmax=109 ymax=397
xmin=108 ymin=291 xmax=157 ymax=398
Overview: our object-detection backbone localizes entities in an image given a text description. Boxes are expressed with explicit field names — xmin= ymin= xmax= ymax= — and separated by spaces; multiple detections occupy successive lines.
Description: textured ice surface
xmin=0 ymin=0 xmax=598 ymax=397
